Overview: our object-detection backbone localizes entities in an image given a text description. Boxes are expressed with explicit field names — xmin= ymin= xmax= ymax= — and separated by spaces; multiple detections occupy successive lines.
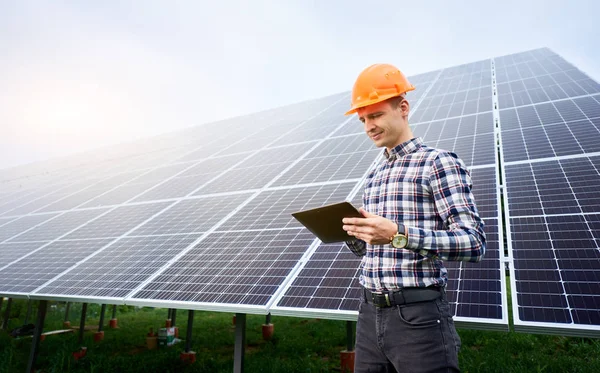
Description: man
xmin=341 ymin=64 xmax=485 ymax=373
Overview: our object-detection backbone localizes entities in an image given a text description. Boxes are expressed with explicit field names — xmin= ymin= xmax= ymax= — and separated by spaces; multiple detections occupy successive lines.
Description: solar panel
xmin=196 ymin=143 xmax=318 ymax=194
xmin=2 ymin=48 xmax=598 ymax=336
xmin=127 ymin=193 xmax=252 ymax=237
xmin=131 ymin=154 xmax=245 ymax=202
xmin=272 ymin=60 xmax=507 ymax=329
xmin=0 ymin=180 xmax=85 ymax=217
xmin=412 ymin=112 xmax=496 ymax=168
xmin=0 ymin=239 xmax=114 ymax=296
xmin=496 ymin=55 xmax=600 ymax=109
xmin=272 ymin=166 xmax=506 ymax=330
xmin=8 ymin=209 xmax=110 ymax=243
xmin=270 ymin=149 xmax=380 ymax=187
xmin=63 ymin=202 xmax=171 ymax=240
xmin=76 ymin=163 xmax=193 ymax=208
xmin=0 ymin=242 xmax=46 ymax=265
xmin=498 ymin=50 xmax=600 ymax=336
xmin=0 ymin=214 xmax=59 ymax=242
xmin=218 ymin=183 xmax=356 ymax=231
xmin=35 ymin=170 xmax=148 ymax=213
xmin=32 ymin=234 xmax=201 ymax=299
xmin=128 ymin=229 xmax=315 ymax=310
xmin=500 ymin=96 xmax=600 ymax=163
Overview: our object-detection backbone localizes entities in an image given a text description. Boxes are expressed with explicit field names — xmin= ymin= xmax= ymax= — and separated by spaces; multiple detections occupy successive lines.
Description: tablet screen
xmin=291 ymin=202 xmax=363 ymax=243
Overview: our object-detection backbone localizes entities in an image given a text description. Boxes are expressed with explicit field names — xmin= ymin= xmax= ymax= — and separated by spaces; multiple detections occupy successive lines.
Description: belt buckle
xmin=371 ymin=292 xmax=391 ymax=307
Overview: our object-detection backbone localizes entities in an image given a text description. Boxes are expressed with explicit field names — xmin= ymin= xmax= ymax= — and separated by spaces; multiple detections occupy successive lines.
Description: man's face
xmin=356 ymin=99 xmax=407 ymax=150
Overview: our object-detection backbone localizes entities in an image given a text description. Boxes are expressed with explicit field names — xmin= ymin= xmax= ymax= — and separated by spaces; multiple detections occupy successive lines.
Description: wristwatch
xmin=390 ymin=224 xmax=408 ymax=248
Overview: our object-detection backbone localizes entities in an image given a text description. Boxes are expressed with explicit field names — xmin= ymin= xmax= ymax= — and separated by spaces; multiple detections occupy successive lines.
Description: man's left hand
xmin=342 ymin=208 xmax=398 ymax=245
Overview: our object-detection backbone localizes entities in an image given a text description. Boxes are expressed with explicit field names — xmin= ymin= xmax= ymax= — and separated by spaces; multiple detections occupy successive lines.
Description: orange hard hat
xmin=345 ymin=64 xmax=415 ymax=115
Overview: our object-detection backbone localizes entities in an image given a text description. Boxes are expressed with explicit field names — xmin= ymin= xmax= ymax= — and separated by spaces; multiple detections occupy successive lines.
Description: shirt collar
xmin=384 ymin=137 xmax=423 ymax=161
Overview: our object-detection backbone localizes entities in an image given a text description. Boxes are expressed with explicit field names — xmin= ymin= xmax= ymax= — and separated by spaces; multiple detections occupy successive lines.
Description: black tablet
xmin=291 ymin=202 xmax=363 ymax=243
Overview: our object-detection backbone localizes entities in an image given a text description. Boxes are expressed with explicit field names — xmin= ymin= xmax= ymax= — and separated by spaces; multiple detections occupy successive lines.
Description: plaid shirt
xmin=346 ymin=137 xmax=485 ymax=292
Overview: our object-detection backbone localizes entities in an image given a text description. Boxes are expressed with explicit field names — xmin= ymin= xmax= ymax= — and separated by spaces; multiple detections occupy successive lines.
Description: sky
xmin=1 ymin=0 xmax=599 ymax=170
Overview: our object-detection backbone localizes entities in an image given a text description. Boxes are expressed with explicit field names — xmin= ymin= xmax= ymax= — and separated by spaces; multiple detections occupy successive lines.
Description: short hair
xmin=387 ymin=94 xmax=407 ymax=109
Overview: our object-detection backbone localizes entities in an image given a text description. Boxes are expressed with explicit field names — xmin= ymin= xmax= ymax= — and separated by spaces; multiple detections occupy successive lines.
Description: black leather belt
xmin=363 ymin=286 xmax=443 ymax=307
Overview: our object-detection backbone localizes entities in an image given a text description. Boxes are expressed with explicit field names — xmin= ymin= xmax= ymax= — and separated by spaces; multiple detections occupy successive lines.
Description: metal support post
xmin=24 ymin=299 xmax=33 ymax=324
xmin=233 ymin=313 xmax=246 ymax=373
xmin=111 ymin=304 xmax=117 ymax=319
xmin=64 ymin=302 xmax=71 ymax=322
xmin=171 ymin=308 xmax=177 ymax=326
xmin=346 ymin=321 xmax=355 ymax=351
xmin=98 ymin=304 xmax=107 ymax=332
xmin=26 ymin=300 xmax=48 ymax=373
xmin=78 ymin=303 xmax=88 ymax=344
xmin=185 ymin=310 xmax=194 ymax=353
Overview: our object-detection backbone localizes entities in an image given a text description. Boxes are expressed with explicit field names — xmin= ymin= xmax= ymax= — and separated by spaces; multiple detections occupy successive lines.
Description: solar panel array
xmin=496 ymin=49 xmax=600 ymax=337
xmin=1 ymin=48 xmax=599 ymax=336
xmin=272 ymin=60 xmax=508 ymax=330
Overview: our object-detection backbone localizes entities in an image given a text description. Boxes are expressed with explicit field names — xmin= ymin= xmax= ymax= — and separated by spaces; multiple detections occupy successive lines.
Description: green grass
xmin=0 ymin=300 xmax=599 ymax=372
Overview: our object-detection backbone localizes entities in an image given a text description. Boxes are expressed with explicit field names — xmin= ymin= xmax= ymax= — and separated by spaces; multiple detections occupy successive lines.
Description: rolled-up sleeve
xmin=345 ymin=239 xmax=367 ymax=257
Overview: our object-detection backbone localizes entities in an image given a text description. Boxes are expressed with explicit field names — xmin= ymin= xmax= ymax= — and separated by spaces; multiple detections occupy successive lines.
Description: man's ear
xmin=400 ymin=99 xmax=410 ymax=118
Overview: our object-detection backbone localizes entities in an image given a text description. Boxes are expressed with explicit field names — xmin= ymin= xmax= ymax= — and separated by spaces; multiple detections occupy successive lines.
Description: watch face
xmin=392 ymin=234 xmax=408 ymax=248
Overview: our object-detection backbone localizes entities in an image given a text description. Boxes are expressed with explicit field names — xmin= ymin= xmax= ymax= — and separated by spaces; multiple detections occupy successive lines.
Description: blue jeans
xmin=355 ymin=291 xmax=461 ymax=373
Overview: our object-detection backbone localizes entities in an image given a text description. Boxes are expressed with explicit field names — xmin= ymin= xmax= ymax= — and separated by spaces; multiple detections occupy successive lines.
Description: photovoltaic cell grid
xmin=127 ymin=193 xmax=252 ymax=237
xmin=0 ymin=239 xmax=113 ymax=295
xmin=505 ymin=156 xmax=600 ymax=332
xmin=0 ymin=179 xmax=93 ymax=217
xmin=195 ymin=142 xmax=317 ymax=195
xmin=36 ymin=170 xmax=149 ymax=213
xmin=410 ymin=62 xmax=492 ymax=125
xmin=132 ymin=154 xmax=246 ymax=202
xmin=275 ymin=240 xmax=362 ymax=314
xmin=273 ymin=166 xmax=504 ymax=327
xmin=270 ymin=134 xmax=380 ymax=187
xmin=9 ymin=209 xmax=109 ymax=243
xmin=1 ymin=48 xmax=596 ymax=334
xmin=496 ymin=52 xmax=600 ymax=109
xmin=63 ymin=202 xmax=171 ymax=240
xmin=412 ymin=112 xmax=496 ymax=168
xmin=500 ymin=95 xmax=600 ymax=162
xmin=130 ymin=229 xmax=316 ymax=306
xmin=78 ymin=163 xmax=194 ymax=208
xmin=499 ymin=49 xmax=600 ymax=336
xmin=446 ymin=218 xmax=502 ymax=322
xmin=0 ymin=242 xmax=45 ymax=265
xmin=273 ymin=191 xmax=364 ymax=315
xmin=219 ymin=182 xmax=356 ymax=232
xmin=33 ymin=234 xmax=201 ymax=299
xmin=0 ymin=214 xmax=59 ymax=242
xmin=127 ymin=182 xmax=357 ymax=307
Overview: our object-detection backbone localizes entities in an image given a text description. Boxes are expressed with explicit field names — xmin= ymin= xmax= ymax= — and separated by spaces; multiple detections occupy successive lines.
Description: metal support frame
xmin=111 ymin=304 xmax=117 ymax=319
xmin=185 ymin=310 xmax=194 ymax=353
xmin=98 ymin=304 xmax=107 ymax=332
xmin=1 ymin=298 xmax=12 ymax=330
xmin=64 ymin=302 xmax=71 ymax=322
xmin=346 ymin=321 xmax=355 ymax=351
xmin=78 ymin=303 xmax=88 ymax=344
xmin=0 ymin=297 xmax=3 ymax=317
xmin=233 ymin=313 xmax=246 ymax=373
xmin=171 ymin=308 xmax=177 ymax=326
xmin=24 ymin=300 xmax=33 ymax=324
xmin=26 ymin=300 xmax=48 ymax=373
xmin=265 ymin=313 xmax=271 ymax=324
